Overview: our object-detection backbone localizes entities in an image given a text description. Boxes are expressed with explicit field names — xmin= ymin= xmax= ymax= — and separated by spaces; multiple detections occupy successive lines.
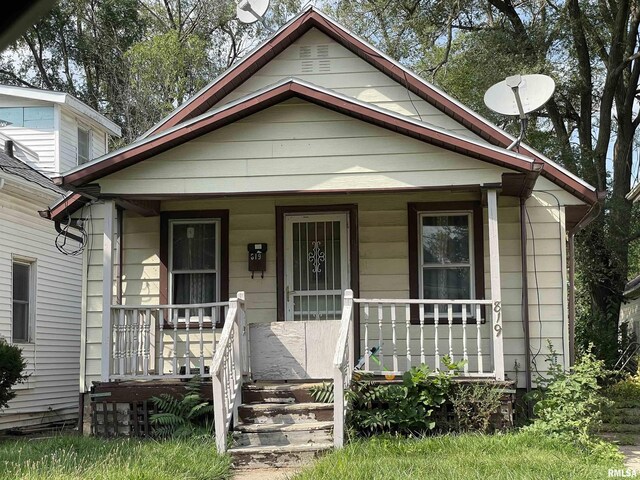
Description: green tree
xmin=333 ymin=0 xmax=640 ymax=365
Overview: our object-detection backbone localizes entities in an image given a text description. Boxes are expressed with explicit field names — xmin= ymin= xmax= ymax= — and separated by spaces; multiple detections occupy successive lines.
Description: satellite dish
xmin=483 ymin=74 xmax=556 ymax=150
xmin=237 ymin=0 xmax=272 ymax=31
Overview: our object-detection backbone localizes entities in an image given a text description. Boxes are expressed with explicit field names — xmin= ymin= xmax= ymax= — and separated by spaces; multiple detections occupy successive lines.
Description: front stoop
xmin=230 ymin=382 xmax=334 ymax=469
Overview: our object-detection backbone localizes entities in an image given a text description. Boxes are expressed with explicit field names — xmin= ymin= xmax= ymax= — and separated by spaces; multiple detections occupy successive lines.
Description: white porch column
xmin=101 ymin=200 xmax=116 ymax=382
xmin=487 ymin=189 xmax=505 ymax=381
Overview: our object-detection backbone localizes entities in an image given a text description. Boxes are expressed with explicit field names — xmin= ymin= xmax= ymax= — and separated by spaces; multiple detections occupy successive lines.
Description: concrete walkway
xmin=620 ymin=445 xmax=640 ymax=472
xmin=233 ymin=468 xmax=301 ymax=479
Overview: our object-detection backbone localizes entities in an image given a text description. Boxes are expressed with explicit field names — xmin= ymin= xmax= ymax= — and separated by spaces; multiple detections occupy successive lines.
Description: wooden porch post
xmin=101 ymin=200 xmax=116 ymax=382
xmin=487 ymin=189 xmax=505 ymax=381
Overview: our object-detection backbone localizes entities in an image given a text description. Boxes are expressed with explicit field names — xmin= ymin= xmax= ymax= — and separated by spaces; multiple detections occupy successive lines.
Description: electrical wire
xmin=525 ymin=190 xmax=566 ymax=378
xmin=55 ymin=213 xmax=88 ymax=256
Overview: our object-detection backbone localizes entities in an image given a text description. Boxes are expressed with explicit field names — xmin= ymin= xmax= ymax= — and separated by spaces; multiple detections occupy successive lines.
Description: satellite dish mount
xmin=237 ymin=0 xmax=274 ymax=33
xmin=483 ymin=74 xmax=556 ymax=151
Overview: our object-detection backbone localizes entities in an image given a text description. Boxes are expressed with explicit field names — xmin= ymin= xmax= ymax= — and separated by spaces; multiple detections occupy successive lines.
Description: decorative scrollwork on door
xmin=308 ymin=240 xmax=326 ymax=274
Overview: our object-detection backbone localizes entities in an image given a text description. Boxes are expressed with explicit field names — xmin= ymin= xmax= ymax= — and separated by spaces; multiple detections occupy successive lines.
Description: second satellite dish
xmin=237 ymin=0 xmax=270 ymax=24
xmin=484 ymin=74 xmax=555 ymax=117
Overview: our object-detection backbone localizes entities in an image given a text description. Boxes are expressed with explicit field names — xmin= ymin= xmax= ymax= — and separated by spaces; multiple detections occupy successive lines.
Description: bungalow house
xmin=0 ymin=85 xmax=120 ymax=431
xmin=45 ymin=6 xmax=599 ymax=463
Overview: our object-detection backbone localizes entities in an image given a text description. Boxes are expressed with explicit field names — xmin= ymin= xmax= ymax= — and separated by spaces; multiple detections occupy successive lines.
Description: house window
xmin=420 ymin=212 xmax=473 ymax=303
xmin=12 ymin=260 xmax=34 ymax=343
xmin=408 ymin=202 xmax=484 ymax=323
xmin=169 ymin=219 xmax=220 ymax=320
xmin=77 ymin=127 xmax=91 ymax=164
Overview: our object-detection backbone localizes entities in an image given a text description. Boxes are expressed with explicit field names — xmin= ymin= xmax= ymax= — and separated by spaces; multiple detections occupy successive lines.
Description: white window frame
xmin=168 ymin=218 xmax=220 ymax=322
xmin=77 ymin=126 xmax=91 ymax=165
xmin=11 ymin=257 xmax=36 ymax=344
xmin=418 ymin=211 xmax=475 ymax=313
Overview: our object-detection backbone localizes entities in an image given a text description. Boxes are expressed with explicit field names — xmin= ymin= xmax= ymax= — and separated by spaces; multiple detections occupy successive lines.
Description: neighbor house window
xmin=77 ymin=127 xmax=90 ymax=164
xmin=169 ymin=219 xmax=220 ymax=321
xmin=12 ymin=260 xmax=34 ymax=343
xmin=408 ymin=202 xmax=484 ymax=322
xmin=0 ymin=106 xmax=54 ymax=129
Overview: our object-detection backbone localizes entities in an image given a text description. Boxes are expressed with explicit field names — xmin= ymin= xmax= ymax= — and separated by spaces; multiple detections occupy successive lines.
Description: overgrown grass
xmin=0 ymin=434 xmax=231 ymax=480
xmin=294 ymin=432 xmax=623 ymax=480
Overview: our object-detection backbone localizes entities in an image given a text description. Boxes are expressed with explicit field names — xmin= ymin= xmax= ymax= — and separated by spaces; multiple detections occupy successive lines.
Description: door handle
xmin=286 ymin=285 xmax=295 ymax=302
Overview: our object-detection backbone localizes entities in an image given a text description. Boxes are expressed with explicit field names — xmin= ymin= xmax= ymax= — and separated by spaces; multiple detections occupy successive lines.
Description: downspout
xmin=520 ymin=198 xmax=532 ymax=395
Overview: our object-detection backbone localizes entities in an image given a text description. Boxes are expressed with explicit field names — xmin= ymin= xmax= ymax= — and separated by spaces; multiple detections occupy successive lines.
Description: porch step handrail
xmin=212 ymin=291 xmax=247 ymax=454
xmin=333 ymin=289 xmax=354 ymax=449
xmin=109 ymin=302 xmax=230 ymax=379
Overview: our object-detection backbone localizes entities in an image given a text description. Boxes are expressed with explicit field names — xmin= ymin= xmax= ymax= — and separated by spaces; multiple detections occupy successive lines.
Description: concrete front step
xmin=230 ymin=443 xmax=333 ymax=468
xmin=233 ymin=421 xmax=334 ymax=447
xmin=603 ymin=414 xmax=640 ymax=425
xmin=242 ymin=382 xmax=325 ymax=404
xmin=238 ymin=402 xmax=333 ymax=424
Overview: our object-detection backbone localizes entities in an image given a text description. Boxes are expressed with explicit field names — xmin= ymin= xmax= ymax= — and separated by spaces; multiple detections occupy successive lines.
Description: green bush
xmin=0 ymin=339 xmax=27 ymax=411
xmin=524 ymin=342 xmax=620 ymax=460
xmin=150 ymin=376 xmax=214 ymax=438
xmin=449 ymin=382 xmax=504 ymax=433
xmin=346 ymin=359 xmax=464 ymax=436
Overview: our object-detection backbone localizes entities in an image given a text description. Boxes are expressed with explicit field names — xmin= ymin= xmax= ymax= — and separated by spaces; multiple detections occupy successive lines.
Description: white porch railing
xmin=333 ymin=290 xmax=355 ymax=449
xmin=109 ymin=302 xmax=228 ymax=379
xmin=333 ymin=290 xmax=503 ymax=448
xmin=212 ymin=292 xmax=248 ymax=453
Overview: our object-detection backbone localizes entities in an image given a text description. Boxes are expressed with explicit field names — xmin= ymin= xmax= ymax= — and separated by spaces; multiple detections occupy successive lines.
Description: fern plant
xmin=150 ymin=376 xmax=215 ymax=438
xmin=310 ymin=382 xmax=334 ymax=403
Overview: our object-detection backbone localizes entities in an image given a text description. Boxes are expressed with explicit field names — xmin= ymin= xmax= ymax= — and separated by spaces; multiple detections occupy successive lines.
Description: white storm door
xmin=284 ymin=213 xmax=349 ymax=321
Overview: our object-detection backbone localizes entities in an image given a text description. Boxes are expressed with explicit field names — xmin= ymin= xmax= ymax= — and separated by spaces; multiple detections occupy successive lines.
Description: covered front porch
xmin=98 ymin=188 xmax=505 ymax=386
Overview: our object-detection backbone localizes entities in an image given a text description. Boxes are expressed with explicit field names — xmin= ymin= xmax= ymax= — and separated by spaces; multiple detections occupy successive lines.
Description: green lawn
xmin=294 ymin=432 xmax=623 ymax=480
xmin=0 ymin=434 xmax=231 ymax=480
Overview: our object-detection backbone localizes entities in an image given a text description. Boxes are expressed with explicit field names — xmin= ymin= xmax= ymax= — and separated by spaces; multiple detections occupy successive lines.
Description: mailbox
xmin=248 ymin=243 xmax=267 ymax=278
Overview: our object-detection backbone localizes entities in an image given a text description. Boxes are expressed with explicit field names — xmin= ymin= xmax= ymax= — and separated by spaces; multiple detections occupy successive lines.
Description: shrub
xmin=449 ymin=382 xmax=504 ymax=433
xmin=150 ymin=376 xmax=214 ymax=438
xmin=0 ymin=339 xmax=27 ymax=411
xmin=345 ymin=358 xmax=464 ymax=436
xmin=525 ymin=342 xmax=620 ymax=460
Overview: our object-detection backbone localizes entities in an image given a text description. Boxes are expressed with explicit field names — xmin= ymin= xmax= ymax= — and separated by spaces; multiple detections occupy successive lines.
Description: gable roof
xmin=54 ymin=78 xmax=541 ymax=190
xmin=137 ymin=6 xmax=596 ymax=206
xmin=0 ymin=84 xmax=121 ymax=136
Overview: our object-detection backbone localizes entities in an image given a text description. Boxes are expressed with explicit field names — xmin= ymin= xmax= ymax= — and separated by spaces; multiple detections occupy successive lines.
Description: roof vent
xmin=299 ymin=46 xmax=312 ymax=59
xmin=317 ymin=45 xmax=329 ymax=58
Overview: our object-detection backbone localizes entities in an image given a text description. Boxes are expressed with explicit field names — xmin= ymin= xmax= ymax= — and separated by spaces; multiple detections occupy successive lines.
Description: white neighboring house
xmin=0 ymin=85 xmax=120 ymax=431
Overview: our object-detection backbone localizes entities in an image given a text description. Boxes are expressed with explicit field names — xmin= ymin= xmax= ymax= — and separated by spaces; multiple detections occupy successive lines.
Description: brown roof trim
xmin=47 ymin=193 xmax=90 ymax=221
xmin=59 ymin=80 xmax=537 ymax=188
xmin=143 ymin=8 xmax=597 ymax=206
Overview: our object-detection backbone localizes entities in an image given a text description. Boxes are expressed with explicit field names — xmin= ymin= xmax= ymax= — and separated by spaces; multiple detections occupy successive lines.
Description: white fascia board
xmin=0 ymin=85 xmax=121 ymax=137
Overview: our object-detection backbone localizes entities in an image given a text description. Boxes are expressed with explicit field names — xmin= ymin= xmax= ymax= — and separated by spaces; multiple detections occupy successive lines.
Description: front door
xmin=284 ymin=213 xmax=349 ymax=321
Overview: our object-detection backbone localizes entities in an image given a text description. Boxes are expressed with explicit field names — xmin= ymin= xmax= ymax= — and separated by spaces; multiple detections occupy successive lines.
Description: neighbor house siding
xmin=97 ymin=99 xmax=510 ymax=196
xmin=60 ymin=110 xmax=109 ymax=174
xmin=81 ymin=188 xmax=568 ymax=388
xmin=0 ymin=188 xmax=82 ymax=429
xmin=0 ymin=95 xmax=56 ymax=176
xmin=214 ymin=28 xmax=485 ymax=142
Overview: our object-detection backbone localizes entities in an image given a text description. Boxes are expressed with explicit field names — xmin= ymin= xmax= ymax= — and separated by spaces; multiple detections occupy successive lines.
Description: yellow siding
xmin=97 ymin=99 xmax=510 ymax=196
xmin=81 ymin=188 xmax=568 ymax=388
xmin=215 ymin=28 xmax=485 ymax=142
